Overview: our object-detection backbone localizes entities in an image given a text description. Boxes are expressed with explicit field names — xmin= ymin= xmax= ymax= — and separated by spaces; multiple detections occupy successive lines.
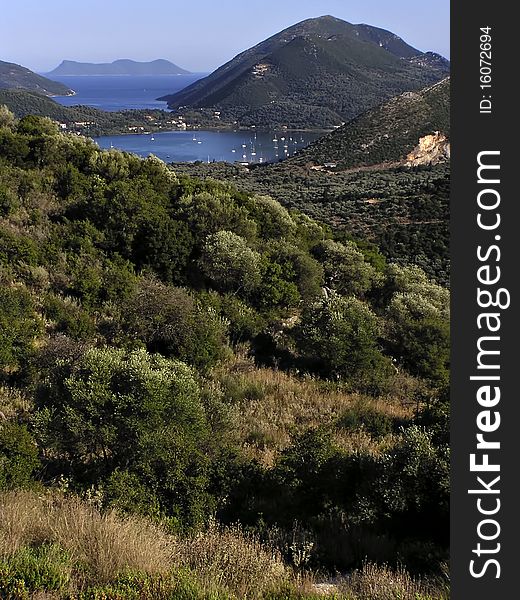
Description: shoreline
xmin=92 ymin=125 xmax=333 ymax=138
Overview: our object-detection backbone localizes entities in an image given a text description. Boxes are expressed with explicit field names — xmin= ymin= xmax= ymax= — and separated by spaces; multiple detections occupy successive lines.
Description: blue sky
xmin=1 ymin=0 xmax=450 ymax=73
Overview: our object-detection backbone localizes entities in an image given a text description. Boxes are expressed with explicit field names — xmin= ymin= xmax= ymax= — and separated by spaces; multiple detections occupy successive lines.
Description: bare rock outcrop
xmin=405 ymin=131 xmax=450 ymax=166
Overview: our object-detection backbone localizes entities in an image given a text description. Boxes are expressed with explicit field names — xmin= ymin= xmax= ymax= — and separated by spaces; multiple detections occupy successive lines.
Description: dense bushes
xmin=121 ymin=279 xmax=229 ymax=371
xmin=296 ymin=294 xmax=390 ymax=384
xmin=172 ymin=160 xmax=450 ymax=286
xmin=0 ymin=285 xmax=41 ymax=373
xmin=0 ymin=109 xmax=450 ymax=585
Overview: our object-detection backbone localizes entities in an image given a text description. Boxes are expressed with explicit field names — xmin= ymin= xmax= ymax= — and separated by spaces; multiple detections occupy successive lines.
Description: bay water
xmin=46 ymin=74 xmax=322 ymax=163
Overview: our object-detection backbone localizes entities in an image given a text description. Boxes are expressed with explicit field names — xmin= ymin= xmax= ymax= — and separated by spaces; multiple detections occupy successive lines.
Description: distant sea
xmin=43 ymin=73 xmax=321 ymax=163
xmin=95 ymin=130 xmax=322 ymax=164
xmin=46 ymin=74 xmax=206 ymax=111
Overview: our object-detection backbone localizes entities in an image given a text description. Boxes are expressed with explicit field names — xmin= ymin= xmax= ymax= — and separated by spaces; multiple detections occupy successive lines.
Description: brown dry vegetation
xmin=0 ymin=490 xmax=173 ymax=585
xmin=213 ymin=352 xmax=419 ymax=465
xmin=0 ymin=490 xmax=449 ymax=600
xmin=0 ymin=490 xmax=290 ymax=598
xmin=333 ymin=562 xmax=449 ymax=599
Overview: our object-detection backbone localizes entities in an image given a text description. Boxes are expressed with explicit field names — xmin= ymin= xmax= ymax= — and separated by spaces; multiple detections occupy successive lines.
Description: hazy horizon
xmin=1 ymin=0 xmax=450 ymax=73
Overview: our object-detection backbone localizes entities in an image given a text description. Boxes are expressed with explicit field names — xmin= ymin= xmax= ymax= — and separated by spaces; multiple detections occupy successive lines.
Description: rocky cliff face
xmin=405 ymin=132 xmax=450 ymax=166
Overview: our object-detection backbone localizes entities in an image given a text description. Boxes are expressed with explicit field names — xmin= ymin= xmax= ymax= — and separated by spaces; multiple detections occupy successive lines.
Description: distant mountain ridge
xmin=159 ymin=15 xmax=449 ymax=128
xmin=48 ymin=59 xmax=191 ymax=76
xmin=0 ymin=59 xmax=73 ymax=96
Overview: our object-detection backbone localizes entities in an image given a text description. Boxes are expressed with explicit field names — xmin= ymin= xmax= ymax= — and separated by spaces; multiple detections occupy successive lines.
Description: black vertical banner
xmin=451 ymin=2 xmax=518 ymax=598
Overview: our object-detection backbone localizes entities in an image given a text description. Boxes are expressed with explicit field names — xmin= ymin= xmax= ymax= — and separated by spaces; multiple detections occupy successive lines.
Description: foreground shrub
xmin=296 ymin=294 xmax=390 ymax=386
xmin=76 ymin=569 xmax=226 ymax=600
xmin=0 ymin=543 xmax=71 ymax=597
xmin=34 ymin=347 xmax=213 ymax=526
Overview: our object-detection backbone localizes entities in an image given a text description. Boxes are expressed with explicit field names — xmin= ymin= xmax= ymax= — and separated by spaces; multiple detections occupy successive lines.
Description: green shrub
xmin=181 ymin=190 xmax=257 ymax=241
xmin=296 ymin=294 xmax=389 ymax=385
xmin=0 ymin=544 xmax=70 ymax=597
xmin=0 ymin=422 xmax=40 ymax=491
xmin=123 ymin=280 xmax=229 ymax=371
xmin=0 ymin=229 xmax=39 ymax=268
xmin=0 ymin=286 xmax=41 ymax=373
xmin=338 ymin=405 xmax=395 ymax=438
xmin=314 ymin=239 xmax=380 ymax=297
xmin=199 ymin=230 xmax=263 ymax=296
xmin=201 ymin=292 xmax=264 ymax=344
xmin=77 ymin=569 xmax=227 ymax=600
xmin=35 ymin=347 xmax=214 ymax=527
xmin=43 ymin=294 xmax=95 ymax=340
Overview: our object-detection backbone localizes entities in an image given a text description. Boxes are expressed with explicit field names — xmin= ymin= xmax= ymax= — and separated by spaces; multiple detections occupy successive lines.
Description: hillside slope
xmin=0 ymin=59 xmax=73 ymax=95
xmin=159 ymin=15 xmax=449 ymax=128
xmin=290 ymin=77 xmax=450 ymax=169
xmin=168 ymin=79 xmax=450 ymax=283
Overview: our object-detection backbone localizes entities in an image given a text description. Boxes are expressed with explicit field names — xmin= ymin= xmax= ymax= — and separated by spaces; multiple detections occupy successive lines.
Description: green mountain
xmin=48 ymin=59 xmax=191 ymax=76
xmin=159 ymin=15 xmax=449 ymax=128
xmin=0 ymin=59 xmax=73 ymax=96
xmin=290 ymin=77 xmax=450 ymax=169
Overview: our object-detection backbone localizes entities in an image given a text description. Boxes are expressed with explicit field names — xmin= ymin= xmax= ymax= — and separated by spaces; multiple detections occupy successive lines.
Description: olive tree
xmin=297 ymin=294 xmax=388 ymax=382
xmin=35 ymin=346 xmax=213 ymax=526
xmin=199 ymin=230 xmax=262 ymax=295
xmin=314 ymin=239 xmax=381 ymax=297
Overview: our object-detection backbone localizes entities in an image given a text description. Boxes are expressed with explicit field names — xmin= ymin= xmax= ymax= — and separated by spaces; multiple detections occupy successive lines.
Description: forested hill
xmin=159 ymin=15 xmax=449 ymax=128
xmin=48 ymin=58 xmax=191 ymax=76
xmin=0 ymin=59 xmax=73 ymax=96
xmin=290 ymin=77 xmax=450 ymax=170
xmin=0 ymin=107 xmax=449 ymax=597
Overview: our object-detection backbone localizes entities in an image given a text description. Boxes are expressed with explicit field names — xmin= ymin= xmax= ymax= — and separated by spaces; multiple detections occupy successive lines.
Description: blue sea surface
xmin=95 ymin=130 xmax=321 ymax=164
xmin=46 ymin=73 xmax=206 ymax=111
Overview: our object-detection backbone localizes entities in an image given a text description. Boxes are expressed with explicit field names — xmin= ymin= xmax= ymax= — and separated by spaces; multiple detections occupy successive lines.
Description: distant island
xmin=48 ymin=59 xmax=191 ymax=76
xmin=0 ymin=59 xmax=74 ymax=96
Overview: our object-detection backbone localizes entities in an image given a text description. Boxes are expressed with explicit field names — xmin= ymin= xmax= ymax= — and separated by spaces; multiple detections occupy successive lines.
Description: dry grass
xmin=172 ymin=520 xmax=288 ymax=597
xmin=0 ymin=491 xmax=450 ymax=599
xmin=337 ymin=562 xmax=450 ymax=600
xmin=0 ymin=490 xmax=290 ymax=598
xmin=0 ymin=386 xmax=32 ymax=420
xmin=213 ymin=355 xmax=414 ymax=465
xmin=0 ymin=490 xmax=172 ymax=585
